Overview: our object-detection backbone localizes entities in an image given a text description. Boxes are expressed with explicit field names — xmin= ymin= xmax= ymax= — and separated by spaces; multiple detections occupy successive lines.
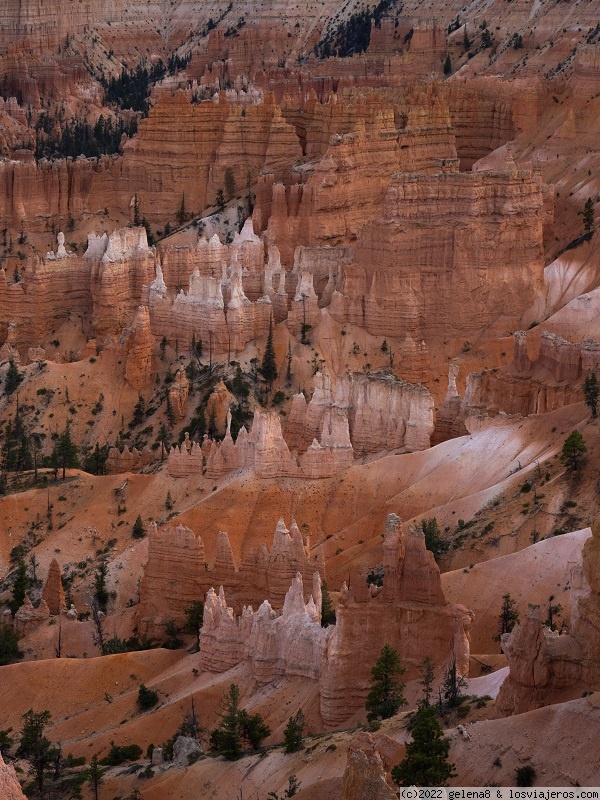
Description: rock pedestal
xmin=41 ymin=558 xmax=66 ymax=616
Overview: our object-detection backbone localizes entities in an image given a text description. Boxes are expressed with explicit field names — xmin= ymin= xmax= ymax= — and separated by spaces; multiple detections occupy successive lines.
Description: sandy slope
xmin=443 ymin=528 xmax=592 ymax=651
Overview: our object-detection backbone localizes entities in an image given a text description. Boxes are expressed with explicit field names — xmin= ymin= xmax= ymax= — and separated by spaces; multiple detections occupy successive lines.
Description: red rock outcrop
xmin=433 ymin=360 xmax=468 ymax=443
xmin=14 ymin=594 xmax=50 ymax=633
xmin=90 ymin=228 xmax=155 ymax=341
xmin=451 ymin=329 xmax=596 ymax=430
xmin=320 ymin=514 xmax=473 ymax=726
xmin=124 ymin=306 xmax=155 ymax=390
xmin=497 ymin=519 xmax=600 ymax=715
xmin=260 ymin=87 xmax=459 ymax=264
xmin=0 ymin=235 xmax=92 ymax=353
xmin=342 ymin=733 xmax=398 ymax=800
xmin=0 ymin=753 xmax=26 ymax=800
xmin=195 ymin=513 xmax=472 ymax=726
xmin=105 ymin=444 xmax=158 ymax=474
xmin=329 ymin=168 xmax=547 ymax=343
xmin=147 ymin=254 xmax=272 ymax=358
xmin=286 ymin=371 xmax=434 ymax=455
xmin=169 ymin=407 xmax=355 ymax=479
xmin=41 ymin=558 xmax=66 ymax=616
xmin=137 ymin=523 xmax=207 ymax=639
xmin=168 ymin=368 xmax=190 ymax=422
xmin=199 ymin=571 xmax=328 ymax=681
xmin=136 ymin=517 xmax=325 ymax=637
xmin=205 ymin=382 xmax=235 ymax=436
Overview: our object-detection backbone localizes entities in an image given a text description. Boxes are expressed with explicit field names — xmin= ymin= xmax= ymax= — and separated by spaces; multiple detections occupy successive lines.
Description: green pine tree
xmin=9 ymin=560 xmax=29 ymax=615
xmin=132 ymin=394 xmax=145 ymax=426
xmin=2 ymin=419 xmax=17 ymax=472
xmin=391 ymin=705 xmax=456 ymax=787
xmin=137 ymin=684 xmax=159 ymax=710
xmin=239 ymin=709 xmax=270 ymax=750
xmin=494 ymin=593 xmax=519 ymax=643
xmin=421 ymin=517 xmax=448 ymax=559
xmin=184 ymin=600 xmax=204 ymax=651
xmin=561 ymin=430 xmax=587 ymax=472
xmin=261 ymin=316 xmax=278 ymax=389
xmin=210 ymin=683 xmax=243 ymax=759
xmin=94 ymin=560 xmax=109 ymax=612
xmin=443 ymin=53 xmax=452 ymax=75
xmin=224 ymin=167 xmax=236 ymax=201
xmin=86 ymin=754 xmax=106 ymax=800
xmin=366 ymin=644 xmax=407 ymax=721
xmin=4 ymin=359 xmax=22 ymax=395
xmin=583 ymin=370 xmax=599 ymax=417
xmin=442 ymin=653 xmax=467 ymax=708
xmin=419 ymin=656 xmax=435 ymax=707
xmin=283 ymin=709 xmax=305 ymax=753
xmin=481 ymin=28 xmax=494 ymax=48
xmin=132 ymin=514 xmax=145 ymax=539
xmin=321 ymin=581 xmax=336 ymax=627
xmin=17 ymin=709 xmax=58 ymax=795
xmin=51 ymin=423 xmax=79 ymax=479
xmin=544 ymin=594 xmax=562 ymax=631
xmin=463 ymin=24 xmax=471 ymax=50
xmin=177 ymin=192 xmax=186 ymax=225
xmin=0 ymin=623 xmax=22 ymax=665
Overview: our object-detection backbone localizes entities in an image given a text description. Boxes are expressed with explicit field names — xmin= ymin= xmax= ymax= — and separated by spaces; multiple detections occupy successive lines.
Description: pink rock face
xmin=286 ymin=371 xmax=434 ymax=456
xmin=137 ymin=523 xmax=207 ymax=639
xmin=137 ymin=518 xmax=325 ymax=637
xmin=41 ymin=558 xmax=66 ymax=616
xmin=124 ymin=306 xmax=155 ymax=390
xmin=342 ymin=733 xmax=398 ymax=800
xmin=0 ymin=754 xmax=26 ymax=800
xmin=320 ymin=515 xmax=473 ymax=726
xmin=171 ymin=407 xmax=356 ymax=481
xmin=168 ymin=368 xmax=190 ymax=422
xmin=91 ymin=229 xmax=155 ymax=340
xmin=194 ymin=514 xmax=472 ymax=728
xmin=14 ymin=594 xmax=50 ymax=634
xmin=451 ymin=328 xmax=597 ymax=429
xmin=199 ymin=572 xmax=330 ymax=681
xmin=497 ymin=519 xmax=600 ymax=716
xmin=329 ymin=169 xmax=546 ymax=342
xmin=205 ymin=382 xmax=235 ymax=436
xmin=106 ymin=445 xmax=158 ymax=474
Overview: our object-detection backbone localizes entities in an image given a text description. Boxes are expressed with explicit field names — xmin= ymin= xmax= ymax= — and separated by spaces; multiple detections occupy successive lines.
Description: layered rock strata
xmin=329 ymin=169 xmax=547 ymax=342
xmin=167 ymin=407 xmax=354 ymax=479
xmin=198 ymin=514 xmax=473 ymax=727
xmin=199 ymin=572 xmax=328 ymax=681
xmin=137 ymin=517 xmax=325 ymax=638
xmin=89 ymin=228 xmax=156 ymax=340
xmin=124 ymin=306 xmax=155 ymax=390
xmin=105 ymin=445 xmax=158 ymax=474
xmin=286 ymin=371 xmax=434 ymax=454
xmin=319 ymin=514 xmax=474 ymax=726
xmin=14 ymin=594 xmax=50 ymax=633
xmin=445 ymin=330 xmax=598 ymax=433
xmin=342 ymin=733 xmax=398 ymax=800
